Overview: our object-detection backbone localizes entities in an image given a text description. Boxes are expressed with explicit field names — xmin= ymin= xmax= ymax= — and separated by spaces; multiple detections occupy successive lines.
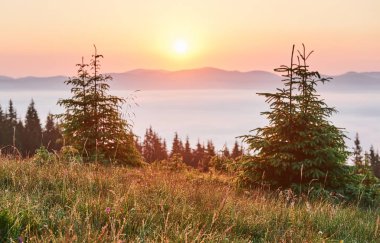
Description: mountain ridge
xmin=0 ymin=67 xmax=379 ymax=91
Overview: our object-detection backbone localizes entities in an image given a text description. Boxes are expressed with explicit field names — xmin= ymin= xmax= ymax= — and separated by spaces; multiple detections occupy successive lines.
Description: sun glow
xmin=173 ymin=39 xmax=189 ymax=55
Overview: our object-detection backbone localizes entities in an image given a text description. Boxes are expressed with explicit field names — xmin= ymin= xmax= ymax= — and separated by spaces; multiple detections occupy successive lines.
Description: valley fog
xmin=0 ymin=89 xmax=378 ymax=154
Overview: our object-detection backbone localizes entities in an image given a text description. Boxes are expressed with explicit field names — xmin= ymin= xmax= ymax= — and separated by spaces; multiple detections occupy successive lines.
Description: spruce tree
xmin=142 ymin=127 xmax=154 ymax=162
xmin=369 ymin=146 xmax=380 ymax=179
xmin=6 ymin=100 xmax=17 ymax=124
xmin=152 ymin=131 xmax=168 ymax=162
xmin=24 ymin=100 xmax=42 ymax=156
xmin=0 ymin=101 xmax=26 ymax=155
xmin=206 ymin=140 xmax=216 ymax=158
xmin=231 ymin=141 xmax=243 ymax=159
xmin=170 ymin=132 xmax=183 ymax=158
xmin=42 ymin=113 xmax=62 ymax=152
xmin=142 ymin=127 xmax=167 ymax=163
xmin=58 ymin=47 xmax=141 ymax=165
xmin=192 ymin=141 xmax=205 ymax=167
xmin=352 ymin=133 xmax=364 ymax=172
xmin=222 ymin=144 xmax=230 ymax=158
xmin=3 ymin=100 xmax=19 ymax=152
xmin=182 ymin=137 xmax=193 ymax=166
xmin=241 ymin=45 xmax=349 ymax=190
xmin=15 ymin=120 xmax=25 ymax=155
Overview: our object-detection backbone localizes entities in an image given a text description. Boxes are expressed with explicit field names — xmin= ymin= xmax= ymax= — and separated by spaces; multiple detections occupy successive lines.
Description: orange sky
xmin=0 ymin=0 xmax=379 ymax=77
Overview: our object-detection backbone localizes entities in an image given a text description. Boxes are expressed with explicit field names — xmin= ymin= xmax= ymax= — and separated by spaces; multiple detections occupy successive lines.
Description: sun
xmin=173 ymin=39 xmax=189 ymax=55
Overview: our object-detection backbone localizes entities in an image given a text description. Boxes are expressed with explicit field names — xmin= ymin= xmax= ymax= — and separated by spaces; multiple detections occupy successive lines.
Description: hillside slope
xmin=0 ymin=158 xmax=378 ymax=242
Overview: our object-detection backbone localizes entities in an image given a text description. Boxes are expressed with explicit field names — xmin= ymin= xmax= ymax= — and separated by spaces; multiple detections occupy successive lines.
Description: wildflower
xmin=105 ymin=207 xmax=111 ymax=214
xmin=318 ymin=231 xmax=323 ymax=235
xmin=18 ymin=237 xmax=23 ymax=243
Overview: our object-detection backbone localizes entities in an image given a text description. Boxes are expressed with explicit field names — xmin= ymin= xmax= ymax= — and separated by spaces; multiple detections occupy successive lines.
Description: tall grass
xmin=0 ymin=158 xmax=379 ymax=242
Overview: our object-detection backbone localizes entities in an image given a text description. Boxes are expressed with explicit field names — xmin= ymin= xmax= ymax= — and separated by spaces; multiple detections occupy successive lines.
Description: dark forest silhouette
xmin=0 ymin=100 xmax=61 ymax=157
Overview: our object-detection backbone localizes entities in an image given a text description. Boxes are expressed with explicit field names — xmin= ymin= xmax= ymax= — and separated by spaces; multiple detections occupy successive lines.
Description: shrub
xmin=152 ymin=154 xmax=187 ymax=171
xmin=59 ymin=145 xmax=83 ymax=163
xmin=33 ymin=146 xmax=56 ymax=165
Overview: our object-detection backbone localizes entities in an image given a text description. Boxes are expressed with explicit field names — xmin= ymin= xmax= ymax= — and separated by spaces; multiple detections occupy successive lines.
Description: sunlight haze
xmin=0 ymin=0 xmax=379 ymax=77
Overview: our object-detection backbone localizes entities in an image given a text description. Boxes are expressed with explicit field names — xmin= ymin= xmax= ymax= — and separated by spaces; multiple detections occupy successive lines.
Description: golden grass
xmin=0 ymin=158 xmax=379 ymax=242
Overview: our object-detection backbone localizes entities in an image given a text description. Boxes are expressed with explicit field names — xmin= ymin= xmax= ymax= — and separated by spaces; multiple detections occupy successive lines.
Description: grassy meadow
xmin=0 ymin=157 xmax=379 ymax=242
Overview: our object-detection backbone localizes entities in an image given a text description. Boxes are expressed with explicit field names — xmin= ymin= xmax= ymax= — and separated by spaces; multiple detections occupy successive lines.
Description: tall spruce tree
xmin=241 ymin=45 xmax=349 ymax=190
xmin=24 ymin=100 xmax=42 ymax=156
xmin=58 ymin=47 xmax=141 ymax=165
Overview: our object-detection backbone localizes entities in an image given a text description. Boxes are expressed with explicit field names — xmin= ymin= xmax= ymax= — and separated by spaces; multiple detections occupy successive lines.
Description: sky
xmin=0 ymin=0 xmax=379 ymax=77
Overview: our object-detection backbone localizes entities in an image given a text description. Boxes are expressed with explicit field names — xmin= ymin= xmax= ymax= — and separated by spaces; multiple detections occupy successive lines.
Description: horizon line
xmin=1 ymin=67 xmax=379 ymax=80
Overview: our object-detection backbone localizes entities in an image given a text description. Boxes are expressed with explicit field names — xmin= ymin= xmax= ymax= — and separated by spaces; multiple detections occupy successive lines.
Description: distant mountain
xmin=323 ymin=72 xmax=380 ymax=92
xmin=0 ymin=75 xmax=67 ymax=90
xmin=0 ymin=68 xmax=379 ymax=92
xmin=110 ymin=67 xmax=281 ymax=90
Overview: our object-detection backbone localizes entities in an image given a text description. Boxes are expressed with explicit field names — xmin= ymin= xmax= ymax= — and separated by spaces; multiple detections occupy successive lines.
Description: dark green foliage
xmin=206 ymin=140 xmax=216 ymax=158
xmin=192 ymin=141 xmax=205 ymax=168
xmin=222 ymin=144 xmax=230 ymax=158
xmin=58 ymin=58 xmax=91 ymax=154
xmin=33 ymin=146 xmax=55 ymax=165
xmin=170 ymin=132 xmax=183 ymax=158
xmin=137 ymin=130 xmax=222 ymax=169
xmin=58 ymin=47 xmax=141 ymax=165
xmin=182 ymin=137 xmax=193 ymax=166
xmin=240 ymin=45 xmax=349 ymax=191
xmin=231 ymin=141 xmax=243 ymax=159
xmin=142 ymin=127 xmax=168 ymax=163
xmin=210 ymin=155 xmax=235 ymax=173
xmin=138 ymin=129 xmax=240 ymax=171
xmin=352 ymin=133 xmax=364 ymax=172
xmin=42 ymin=113 xmax=63 ymax=152
xmin=23 ymin=100 xmax=42 ymax=156
xmin=197 ymin=140 xmax=216 ymax=171
xmin=15 ymin=120 xmax=25 ymax=154
xmin=0 ymin=209 xmax=16 ymax=241
xmin=2 ymin=100 xmax=18 ymax=148
xmin=0 ymin=101 xmax=60 ymax=157
xmin=0 ymin=100 xmax=25 ymax=155
xmin=369 ymin=146 xmax=380 ymax=179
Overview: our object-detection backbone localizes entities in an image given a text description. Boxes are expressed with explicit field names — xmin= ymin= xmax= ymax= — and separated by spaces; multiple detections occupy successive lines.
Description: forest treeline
xmin=0 ymin=100 xmax=243 ymax=170
xmin=136 ymin=127 xmax=244 ymax=170
xmin=0 ymin=100 xmax=61 ymax=156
